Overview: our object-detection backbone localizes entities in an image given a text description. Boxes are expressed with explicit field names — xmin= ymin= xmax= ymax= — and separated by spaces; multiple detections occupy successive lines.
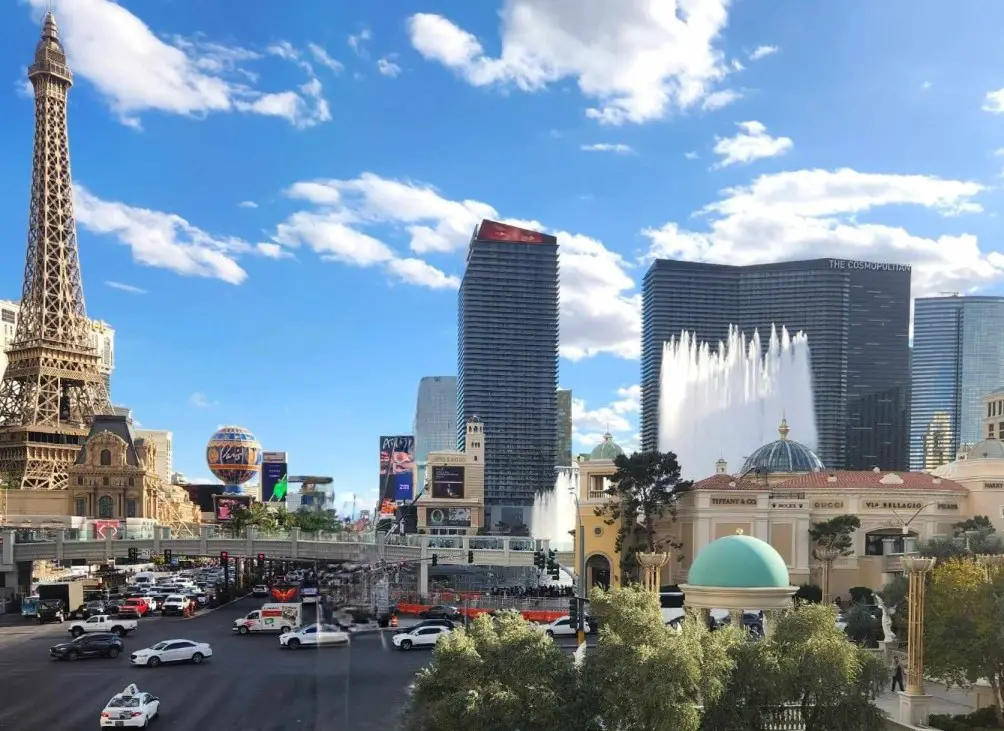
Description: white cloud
xmin=984 ymin=89 xmax=1004 ymax=114
xmin=104 ymin=281 xmax=146 ymax=295
xmin=749 ymin=45 xmax=779 ymax=61
xmin=701 ymin=89 xmax=742 ymax=111
xmin=348 ymin=28 xmax=371 ymax=56
xmin=641 ymin=168 xmax=1001 ymax=301
xmin=377 ymin=57 xmax=402 ymax=77
xmin=15 ymin=75 xmax=33 ymax=99
xmin=307 ymin=43 xmax=343 ymax=73
xmin=276 ymin=173 xmax=639 ymax=358
xmin=238 ymin=200 xmax=258 ymax=209
xmin=29 ymin=0 xmax=330 ymax=129
xmin=190 ymin=392 xmax=216 ymax=409
xmin=684 ymin=151 xmax=699 ymax=160
xmin=406 ymin=0 xmax=731 ymax=125
xmin=74 ymin=185 xmax=255 ymax=284
xmin=572 ymin=385 xmax=641 ymax=449
xmin=580 ymin=143 xmax=634 ymax=154
xmin=712 ymin=121 xmax=792 ymax=168
xmin=921 ymin=80 xmax=932 ymax=90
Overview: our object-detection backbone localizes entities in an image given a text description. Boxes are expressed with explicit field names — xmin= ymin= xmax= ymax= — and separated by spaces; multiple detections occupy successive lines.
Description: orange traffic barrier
xmin=390 ymin=614 xmax=398 ymax=628
xmin=395 ymin=603 xmax=564 ymax=624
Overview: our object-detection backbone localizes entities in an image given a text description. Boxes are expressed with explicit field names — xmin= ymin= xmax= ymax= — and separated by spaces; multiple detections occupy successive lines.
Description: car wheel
xmin=111 ymin=626 xmax=123 ymax=636
xmin=71 ymin=627 xmax=83 ymax=637
xmin=66 ymin=650 xmax=78 ymax=661
xmin=107 ymin=648 xmax=120 ymax=658
xmin=545 ymin=630 xmax=554 ymax=638
xmin=191 ymin=652 xmax=203 ymax=664
xmin=162 ymin=610 xmax=167 ymax=617
xmin=238 ymin=626 xmax=249 ymax=635
xmin=280 ymin=626 xmax=290 ymax=634
xmin=287 ymin=638 xmax=301 ymax=650
xmin=400 ymin=639 xmax=412 ymax=651
xmin=147 ymin=656 xmax=161 ymax=667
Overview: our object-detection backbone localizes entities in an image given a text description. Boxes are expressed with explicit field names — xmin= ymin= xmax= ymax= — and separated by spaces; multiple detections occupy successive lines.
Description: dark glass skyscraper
xmin=642 ymin=258 xmax=911 ymax=471
xmin=458 ymin=220 xmax=559 ymax=527
xmin=556 ymin=388 xmax=573 ymax=467
xmin=910 ymin=296 xmax=1004 ymax=470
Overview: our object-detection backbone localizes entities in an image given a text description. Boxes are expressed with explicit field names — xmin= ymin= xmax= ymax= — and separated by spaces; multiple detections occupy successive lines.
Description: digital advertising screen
xmin=426 ymin=507 xmax=471 ymax=528
xmin=431 ymin=465 xmax=465 ymax=499
xmin=214 ymin=494 xmax=253 ymax=522
xmin=261 ymin=461 xmax=288 ymax=502
xmin=379 ymin=435 xmax=415 ymax=502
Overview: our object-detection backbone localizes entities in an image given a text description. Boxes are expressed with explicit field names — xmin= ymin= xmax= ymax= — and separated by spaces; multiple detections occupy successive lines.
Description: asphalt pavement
xmin=0 ymin=598 xmax=434 ymax=731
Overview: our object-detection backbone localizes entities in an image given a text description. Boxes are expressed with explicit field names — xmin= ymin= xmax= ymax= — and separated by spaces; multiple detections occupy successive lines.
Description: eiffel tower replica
xmin=0 ymin=11 xmax=111 ymax=498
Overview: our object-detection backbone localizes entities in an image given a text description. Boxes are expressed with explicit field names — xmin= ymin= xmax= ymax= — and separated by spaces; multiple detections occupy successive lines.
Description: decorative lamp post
xmin=815 ymin=545 xmax=842 ymax=606
xmin=637 ymin=551 xmax=668 ymax=594
xmin=899 ymin=555 xmax=936 ymax=727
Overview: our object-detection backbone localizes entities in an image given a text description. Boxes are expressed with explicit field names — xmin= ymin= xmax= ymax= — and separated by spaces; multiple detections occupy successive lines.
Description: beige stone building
xmin=417 ymin=416 xmax=485 ymax=534
xmin=67 ymin=415 xmax=200 ymax=528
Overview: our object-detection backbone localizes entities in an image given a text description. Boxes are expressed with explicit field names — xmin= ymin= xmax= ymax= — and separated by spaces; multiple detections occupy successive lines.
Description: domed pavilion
xmin=590 ymin=432 xmax=625 ymax=461
xmin=739 ymin=417 xmax=825 ymax=485
xmin=680 ymin=530 xmax=798 ymax=634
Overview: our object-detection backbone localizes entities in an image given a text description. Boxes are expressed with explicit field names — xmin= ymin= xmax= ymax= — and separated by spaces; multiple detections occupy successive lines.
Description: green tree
xmin=842 ymin=603 xmax=881 ymax=647
xmin=954 ymin=515 xmax=996 ymax=535
xmin=925 ymin=558 xmax=1004 ymax=724
xmin=229 ymin=502 xmax=277 ymax=537
xmin=594 ymin=451 xmax=693 ymax=579
xmin=919 ymin=532 xmax=1004 ymax=561
xmin=808 ymin=514 xmax=861 ymax=603
xmin=289 ymin=509 xmax=341 ymax=534
xmin=403 ymin=610 xmax=579 ymax=731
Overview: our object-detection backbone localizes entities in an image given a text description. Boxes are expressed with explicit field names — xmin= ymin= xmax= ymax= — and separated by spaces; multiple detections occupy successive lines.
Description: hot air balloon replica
xmin=206 ymin=425 xmax=262 ymax=494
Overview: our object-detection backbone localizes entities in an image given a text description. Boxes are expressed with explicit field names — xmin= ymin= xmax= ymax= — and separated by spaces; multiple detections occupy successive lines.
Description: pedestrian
xmin=891 ymin=657 xmax=905 ymax=692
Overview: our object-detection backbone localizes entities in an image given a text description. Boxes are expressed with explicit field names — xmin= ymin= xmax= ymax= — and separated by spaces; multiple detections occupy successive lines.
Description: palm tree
xmin=229 ymin=502 xmax=277 ymax=537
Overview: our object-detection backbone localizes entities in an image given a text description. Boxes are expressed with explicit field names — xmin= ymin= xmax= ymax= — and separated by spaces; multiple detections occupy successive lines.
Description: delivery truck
xmin=37 ymin=581 xmax=86 ymax=614
xmin=233 ymin=603 xmax=302 ymax=634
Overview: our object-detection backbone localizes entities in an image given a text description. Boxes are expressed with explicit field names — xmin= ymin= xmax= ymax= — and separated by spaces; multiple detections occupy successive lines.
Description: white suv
xmin=160 ymin=595 xmax=189 ymax=616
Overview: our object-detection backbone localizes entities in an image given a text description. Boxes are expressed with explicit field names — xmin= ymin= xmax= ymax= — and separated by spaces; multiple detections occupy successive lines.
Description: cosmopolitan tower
xmin=642 ymin=258 xmax=911 ymax=471
xmin=458 ymin=220 xmax=559 ymax=531
xmin=0 ymin=12 xmax=111 ymax=506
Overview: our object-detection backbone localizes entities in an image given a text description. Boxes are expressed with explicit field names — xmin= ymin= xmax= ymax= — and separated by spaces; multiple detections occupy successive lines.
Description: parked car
xmin=50 ymin=632 xmax=123 ymax=661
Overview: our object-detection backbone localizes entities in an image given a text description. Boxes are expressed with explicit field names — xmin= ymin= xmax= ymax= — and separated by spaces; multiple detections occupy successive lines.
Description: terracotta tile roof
xmin=692 ymin=474 xmax=762 ymax=491
xmin=777 ymin=470 xmax=967 ymax=492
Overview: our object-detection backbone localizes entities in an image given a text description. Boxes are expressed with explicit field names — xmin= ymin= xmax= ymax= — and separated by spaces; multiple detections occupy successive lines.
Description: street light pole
xmin=570 ymin=483 xmax=586 ymax=646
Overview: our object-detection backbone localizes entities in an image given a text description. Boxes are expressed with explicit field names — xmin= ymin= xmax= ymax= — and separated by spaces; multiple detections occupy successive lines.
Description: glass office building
xmin=458 ymin=220 xmax=559 ymax=528
xmin=556 ymin=388 xmax=573 ymax=467
xmin=910 ymin=296 xmax=1004 ymax=470
xmin=414 ymin=376 xmax=458 ymax=491
xmin=642 ymin=258 xmax=911 ymax=471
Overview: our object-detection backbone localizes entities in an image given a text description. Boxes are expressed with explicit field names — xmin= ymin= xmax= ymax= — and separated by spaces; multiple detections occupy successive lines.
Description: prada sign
xmin=937 ymin=503 xmax=959 ymax=511
xmin=711 ymin=497 xmax=757 ymax=506
xmin=863 ymin=501 xmax=923 ymax=510
xmin=813 ymin=501 xmax=845 ymax=510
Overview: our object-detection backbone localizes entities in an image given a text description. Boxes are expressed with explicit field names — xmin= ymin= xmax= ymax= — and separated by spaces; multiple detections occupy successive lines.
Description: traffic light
xmin=547 ymin=549 xmax=559 ymax=579
xmin=431 ymin=554 xmax=438 ymax=567
xmin=568 ymin=596 xmax=579 ymax=626
xmin=163 ymin=549 xmax=172 ymax=563
xmin=220 ymin=551 xmax=228 ymax=562
xmin=257 ymin=552 xmax=265 ymax=564
xmin=533 ymin=549 xmax=545 ymax=570
xmin=467 ymin=550 xmax=474 ymax=564
xmin=127 ymin=547 xmax=138 ymax=561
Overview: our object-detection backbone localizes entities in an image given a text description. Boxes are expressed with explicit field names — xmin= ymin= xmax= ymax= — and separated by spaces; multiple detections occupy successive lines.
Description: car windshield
xmin=108 ymin=697 xmax=141 ymax=708
xmin=150 ymin=642 xmax=170 ymax=651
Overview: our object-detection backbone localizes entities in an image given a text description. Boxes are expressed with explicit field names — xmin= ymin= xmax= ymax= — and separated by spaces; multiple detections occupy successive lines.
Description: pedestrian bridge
xmin=2 ymin=529 xmax=574 ymax=569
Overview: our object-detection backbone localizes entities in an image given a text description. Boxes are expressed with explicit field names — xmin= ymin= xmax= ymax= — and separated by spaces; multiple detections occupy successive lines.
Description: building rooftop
xmin=779 ymin=469 xmax=966 ymax=492
xmin=964 ymin=439 xmax=1004 ymax=460
xmin=739 ymin=418 xmax=825 ymax=476
xmin=589 ymin=433 xmax=625 ymax=461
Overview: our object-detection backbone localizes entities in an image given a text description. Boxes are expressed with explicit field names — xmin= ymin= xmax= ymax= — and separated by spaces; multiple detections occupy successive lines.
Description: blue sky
xmin=1 ymin=0 xmax=1004 ymax=512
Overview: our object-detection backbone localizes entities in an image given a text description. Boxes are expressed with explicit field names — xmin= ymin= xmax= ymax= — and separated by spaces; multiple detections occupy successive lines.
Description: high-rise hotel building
xmin=641 ymin=258 xmax=911 ymax=471
xmin=458 ymin=220 xmax=559 ymax=530
xmin=414 ymin=376 xmax=458 ymax=491
xmin=910 ymin=296 xmax=1004 ymax=470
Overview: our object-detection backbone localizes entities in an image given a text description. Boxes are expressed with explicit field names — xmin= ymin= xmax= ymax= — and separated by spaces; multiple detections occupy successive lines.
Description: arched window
xmin=99 ymin=449 xmax=111 ymax=466
xmin=97 ymin=495 xmax=114 ymax=519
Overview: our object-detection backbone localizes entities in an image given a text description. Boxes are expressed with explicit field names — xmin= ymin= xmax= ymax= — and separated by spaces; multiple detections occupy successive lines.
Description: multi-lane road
xmin=0 ymin=598 xmax=429 ymax=730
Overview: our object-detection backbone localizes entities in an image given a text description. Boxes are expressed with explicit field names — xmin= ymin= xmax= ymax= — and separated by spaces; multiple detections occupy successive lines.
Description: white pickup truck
xmin=69 ymin=614 xmax=137 ymax=637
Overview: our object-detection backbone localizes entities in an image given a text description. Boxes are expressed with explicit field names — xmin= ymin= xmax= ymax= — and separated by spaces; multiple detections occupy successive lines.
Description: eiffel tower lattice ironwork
xmin=0 ymin=11 xmax=111 ymax=499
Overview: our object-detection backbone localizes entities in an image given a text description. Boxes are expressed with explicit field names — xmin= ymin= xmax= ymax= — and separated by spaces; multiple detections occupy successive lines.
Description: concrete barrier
xmin=395 ymin=602 xmax=566 ymax=624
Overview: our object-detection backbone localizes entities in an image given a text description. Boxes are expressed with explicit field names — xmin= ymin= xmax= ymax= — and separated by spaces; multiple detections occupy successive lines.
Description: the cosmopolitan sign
xmin=829 ymin=259 xmax=911 ymax=272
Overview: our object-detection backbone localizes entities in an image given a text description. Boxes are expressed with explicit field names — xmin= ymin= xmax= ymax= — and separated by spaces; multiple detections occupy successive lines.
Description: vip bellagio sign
xmin=861 ymin=501 xmax=923 ymax=510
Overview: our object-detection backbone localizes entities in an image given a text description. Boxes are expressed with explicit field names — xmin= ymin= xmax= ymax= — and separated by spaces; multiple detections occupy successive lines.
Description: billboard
xmin=379 ymin=435 xmax=415 ymax=502
xmin=477 ymin=219 xmax=556 ymax=245
xmin=184 ymin=484 xmax=227 ymax=513
xmin=431 ymin=465 xmax=465 ymax=499
xmin=427 ymin=507 xmax=471 ymax=528
xmin=261 ymin=460 xmax=288 ymax=503
xmin=214 ymin=494 xmax=253 ymax=522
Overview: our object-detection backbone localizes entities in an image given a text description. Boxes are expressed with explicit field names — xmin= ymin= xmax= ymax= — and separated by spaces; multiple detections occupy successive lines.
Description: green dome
xmin=590 ymin=433 xmax=624 ymax=461
xmin=687 ymin=533 xmax=790 ymax=589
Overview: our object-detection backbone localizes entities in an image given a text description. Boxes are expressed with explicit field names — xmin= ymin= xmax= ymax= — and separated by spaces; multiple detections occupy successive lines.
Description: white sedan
xmin=279 ymin=624 xmax=349 ymax=649
xmin=99 ymin=684 xmax=160 ymax=727
xmin=131 ymin=638 xmax=213 ymax=667
xmin=392 ymin=625 xmax=451 ymax=650
xmin=542 ymin=616 xmax=591 ymax=637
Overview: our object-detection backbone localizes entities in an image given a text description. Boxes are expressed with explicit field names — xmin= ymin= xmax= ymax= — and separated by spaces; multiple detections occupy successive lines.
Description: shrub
xmin=848 ymin=586 xmax=875 ymax=605
xmin=842 ymin=603 xmax=881 ymax=647
xmin=795 ymin=584 xmax=822 ymax=603
xmin=929 ymin=707 xmax=1003 ymax=730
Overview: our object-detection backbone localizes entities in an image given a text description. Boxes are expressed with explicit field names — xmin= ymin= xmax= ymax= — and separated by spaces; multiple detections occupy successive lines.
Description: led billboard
xmin=214 ymin=494 xmax=253 ymax=522
xmin=261 ymin=460 xmax=288 ymax=503
xmin=431 ymin=465 xmax=465 ymax=499
xmin=379 ymin=435 xmax=415 ymax=502
xmin=426 ymin=506 xmax=471 ymax=528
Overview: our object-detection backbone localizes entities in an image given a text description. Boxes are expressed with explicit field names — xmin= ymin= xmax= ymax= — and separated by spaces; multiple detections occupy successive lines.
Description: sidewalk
xmin=876 ymin=683 xmax=976 ymax=723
